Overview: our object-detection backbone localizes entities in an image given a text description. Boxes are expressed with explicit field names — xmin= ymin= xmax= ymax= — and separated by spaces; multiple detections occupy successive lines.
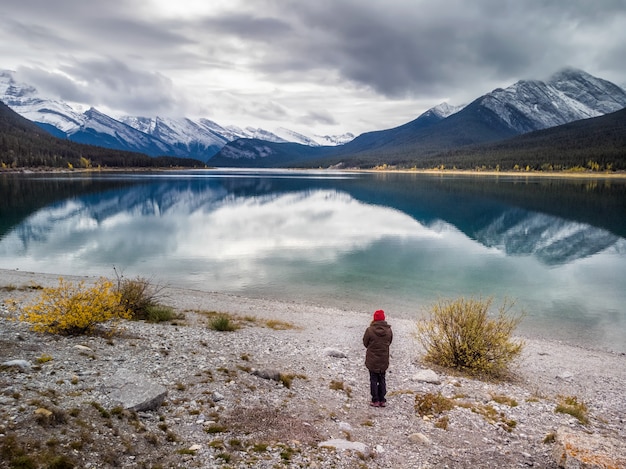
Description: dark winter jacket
xmin=363 ymin=320 xmax=393 ymax=372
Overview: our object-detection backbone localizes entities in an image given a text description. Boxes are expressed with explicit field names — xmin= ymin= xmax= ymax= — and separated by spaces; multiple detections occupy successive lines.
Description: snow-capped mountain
xmin=477 ymin=67 xmax=626 ymax=134
xmin=0 ymin=71 xmax=181 ymax=157
xmin=269 ymin=127 xmax=356 ymax=146
xmin=1 ymin=70 xmax=352 ymax=161
xmin=118 ymin=116 xmax=229 ymax=158
xmin=71 ymin=108 xmax=176 ymax=156
xmin=0 ymin=71 xmax=84 ymax=136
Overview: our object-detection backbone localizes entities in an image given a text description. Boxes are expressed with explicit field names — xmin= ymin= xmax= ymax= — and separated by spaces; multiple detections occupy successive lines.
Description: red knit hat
xmin=373 ymin=309 xmax=385 ymax=321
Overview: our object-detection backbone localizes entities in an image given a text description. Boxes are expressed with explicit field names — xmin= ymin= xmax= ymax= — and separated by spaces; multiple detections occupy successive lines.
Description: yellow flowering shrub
xmin=18 ymin=277 xmax=131 ymax=335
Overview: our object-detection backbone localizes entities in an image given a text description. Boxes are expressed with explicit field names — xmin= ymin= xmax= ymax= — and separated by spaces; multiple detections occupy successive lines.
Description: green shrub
xmin=417 ymin=297 xmax=524 ymax=378
xmin=114 ymin=271 xmax=163 ymax=320
xmin=16 ymin=278 xmax=131 ymax=335
xmin=48 ymin=455 xmax=76 ymax=469
xmin=145 ymin=305 xmax=176 ymax=323
xmin=209 ymin=314 xmax=238 ymax=332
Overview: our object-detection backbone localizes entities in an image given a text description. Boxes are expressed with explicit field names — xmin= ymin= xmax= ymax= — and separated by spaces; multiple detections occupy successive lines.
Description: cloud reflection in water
xmin=1 ymin=183 xmax=624 ymax=353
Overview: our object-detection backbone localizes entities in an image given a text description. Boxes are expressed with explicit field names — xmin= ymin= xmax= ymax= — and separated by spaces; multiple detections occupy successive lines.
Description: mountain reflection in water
xmin=0 ymin=170 xmax=624 ymax=353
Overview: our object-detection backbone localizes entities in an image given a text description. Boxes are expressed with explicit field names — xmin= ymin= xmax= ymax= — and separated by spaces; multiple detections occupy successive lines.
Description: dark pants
xmin=369 ymin=370 xmax=387 ymax=403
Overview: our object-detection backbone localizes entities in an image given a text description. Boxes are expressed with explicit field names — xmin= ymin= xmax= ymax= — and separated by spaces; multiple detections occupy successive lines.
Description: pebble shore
xmin=1 ymin=269 xmax=625 ymax=468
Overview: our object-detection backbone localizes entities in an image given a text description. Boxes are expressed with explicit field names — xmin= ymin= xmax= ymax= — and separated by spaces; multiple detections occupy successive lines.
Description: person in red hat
xmin=363 ymin=309 xmax=393 ymax=407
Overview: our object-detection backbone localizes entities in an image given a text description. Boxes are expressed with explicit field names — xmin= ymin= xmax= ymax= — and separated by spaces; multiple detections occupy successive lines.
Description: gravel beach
xmin=1 ymin=268 xmax=625 ymax=468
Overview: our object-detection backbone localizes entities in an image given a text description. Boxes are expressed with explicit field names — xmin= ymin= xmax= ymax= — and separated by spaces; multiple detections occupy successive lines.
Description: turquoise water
xmin=1 ymin=170 xmax=625 ymax=352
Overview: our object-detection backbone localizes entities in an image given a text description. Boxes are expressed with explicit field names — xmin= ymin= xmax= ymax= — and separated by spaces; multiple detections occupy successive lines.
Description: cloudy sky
xmin=2 ymin=0 xmax=626 ymax=136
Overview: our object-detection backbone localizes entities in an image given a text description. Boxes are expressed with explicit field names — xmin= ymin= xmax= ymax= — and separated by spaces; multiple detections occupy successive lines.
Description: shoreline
xmin=2 ymin=267 xmax=625 ymax=467
xmin=0 ymin=267 xmax=619 ymax=354
xmin=347 ymin=167 xmax=626 ymax=179
xmin=3 ymin=165 xmax=626 ymax=179
xmin=1 ymin=267 xmax=624 ymax=358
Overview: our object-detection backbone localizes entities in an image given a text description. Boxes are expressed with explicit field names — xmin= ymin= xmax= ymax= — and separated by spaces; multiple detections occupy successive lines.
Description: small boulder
xmin=73 ymin=345 xmax=93 ymax=352
xmin=412 ymin=369 xmax=441 ymax=385
xmin=318 ymin=438 xmax=369 ymax=456
xmin=103 ymin=368 xmax=167 ymax=412
xmin=552 ymin=426 xmax=626 ymax=469
xmin=1 ymin=359 xmax=31 ymax=371
xmin=324 ymin=348 xmax=348 ymax=358
xmin=252 ymin=368 xmax=282 ymax=381
xmin=408 ymin=432 xmax=432 ymax=445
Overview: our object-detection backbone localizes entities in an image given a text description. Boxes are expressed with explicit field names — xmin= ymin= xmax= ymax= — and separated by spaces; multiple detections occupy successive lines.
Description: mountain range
xmin=209 ymin=68 xmax=626 ymax=168
xmin=2 ymin=67 xmax=626 ymax=169
xmin=0 ymin=70 xmax=354 ymax=162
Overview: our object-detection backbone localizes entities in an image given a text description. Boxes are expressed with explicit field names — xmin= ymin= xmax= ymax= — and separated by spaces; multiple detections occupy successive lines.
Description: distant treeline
xmin=0 ymin=101 xmax=205 ymax=169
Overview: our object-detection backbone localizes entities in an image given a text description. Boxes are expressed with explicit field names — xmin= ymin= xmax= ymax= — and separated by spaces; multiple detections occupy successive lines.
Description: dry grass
xmin=414 ymin=392 xmax=455 ymax=417
xmin=329 ymin=379 xmax=353 ymax=398
xmin=193 ymin=309 xmax=298 ymax=331
xmin=555 ymin=395 xmax=589 ymax=424
xmin=223 ymin=406 xmax=321 ymax=445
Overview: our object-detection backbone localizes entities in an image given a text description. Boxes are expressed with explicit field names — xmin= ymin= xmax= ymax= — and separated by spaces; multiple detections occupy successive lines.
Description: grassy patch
xmin=265 ymin=319 xmax=297 ymax=330
xmin=205 ymin=424 xmax=227 ymax=434
xmin=434 ymin=415 xmax=449 ymax=430
xmin=36 ymin=353 xmax=53 ymax=364
xmin=145 ymin=305 xmax=179 ymax=323
xmin=491 ymin=394 xmax=518 ymax=407
xmin=329 ymin=380 xmax=352 ymax=398
xmin=0 ymin=282 xmax=43 ymax=292
xmin=193 ymin=309 xmax=298 ymax=331
xmin=209 ymin=314 xmax=239 ymax=332
xmin=543 ymin=432 xmax=557 ymax=444
xmin=555 ymin=395 xmax=589 ymax=424
xmin=415 ymin=392 xmax=518 ymax=432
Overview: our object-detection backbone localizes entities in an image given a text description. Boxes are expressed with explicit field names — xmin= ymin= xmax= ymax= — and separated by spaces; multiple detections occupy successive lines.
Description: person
xmin=363 ymin=309 xmax=393 ymax=407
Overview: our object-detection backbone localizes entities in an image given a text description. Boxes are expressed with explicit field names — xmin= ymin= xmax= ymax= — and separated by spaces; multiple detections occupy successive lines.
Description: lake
xmin=1 ymin=169 xmax=625 ymax=353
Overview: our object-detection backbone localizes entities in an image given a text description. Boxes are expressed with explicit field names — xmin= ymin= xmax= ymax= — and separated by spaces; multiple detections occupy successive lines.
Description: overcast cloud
xmin=2 ymin=0 xmax=625 ymax=135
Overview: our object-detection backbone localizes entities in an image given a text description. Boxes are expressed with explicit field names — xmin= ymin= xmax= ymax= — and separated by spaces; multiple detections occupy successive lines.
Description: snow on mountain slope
xmin=311 ymin=132 xmax=355 ymax=146
xmin=244 ymin=127 xmax=289 ymax=143
xmin=479 ymin=68 xmax=626 ymax=134
xmin=429 ymin=102 xmax=465 ymax=119
xmin=548 ymin=67 xmax=626 ymax=112
xmin=119 ymin=116 xmax=229 ymax=153
xmin=272 ymin=127 xmax=321 ymax=146
xmin=1 ymin=71 xmax=179 ymax=157
xmin=267 ymin=128 xmax=356 ymax=146
xmin=0 ymin=71 xmax=84 ymax=134
xmin=75 ymin=108 xmax=173 ymax=155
